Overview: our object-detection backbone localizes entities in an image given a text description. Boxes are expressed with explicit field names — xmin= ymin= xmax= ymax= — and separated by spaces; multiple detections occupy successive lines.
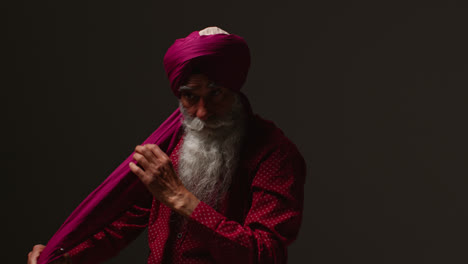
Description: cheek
xmin=180 ymin=100 xmax=196 ymax=116
xmin=214 ymin=94 xmax=235 ymax=115
xmin=185 ymin=106 xmax=197 ymax=117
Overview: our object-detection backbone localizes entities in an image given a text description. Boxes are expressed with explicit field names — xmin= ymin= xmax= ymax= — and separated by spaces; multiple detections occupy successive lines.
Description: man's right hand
xmin=27 ymin=244 xmax=71 ymax=264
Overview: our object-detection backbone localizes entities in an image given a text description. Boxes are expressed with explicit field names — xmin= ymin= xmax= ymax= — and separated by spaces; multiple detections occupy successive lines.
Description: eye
xmin=211 ymin=89 xmax=222 ymax=97
xmin=181 ymin=92 xmax=198 ymax=102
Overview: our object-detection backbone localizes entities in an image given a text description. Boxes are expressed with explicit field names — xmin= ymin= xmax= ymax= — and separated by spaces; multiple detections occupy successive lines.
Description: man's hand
xmin=27 ymin=244 xmax=71 ymax=264
xmin=129 ymin=144 xmax=200 ymax=217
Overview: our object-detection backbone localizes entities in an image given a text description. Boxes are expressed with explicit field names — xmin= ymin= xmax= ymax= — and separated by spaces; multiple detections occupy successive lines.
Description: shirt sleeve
xmin=66 ymin=201 xmax=152 ymax=264
xmin=189 ymin=141 xmax=306 ymax=264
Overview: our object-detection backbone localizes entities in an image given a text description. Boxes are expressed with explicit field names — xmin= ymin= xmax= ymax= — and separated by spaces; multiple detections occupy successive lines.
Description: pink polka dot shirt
xmin=67 ymin=114 xmax=306 ymax=264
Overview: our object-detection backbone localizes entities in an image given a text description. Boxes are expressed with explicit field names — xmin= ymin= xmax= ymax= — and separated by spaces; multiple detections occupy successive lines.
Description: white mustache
xmin=183 ymin=115 xmax=235 ymax=131
xmin=179 ymin=96 xmax=242 ymax=132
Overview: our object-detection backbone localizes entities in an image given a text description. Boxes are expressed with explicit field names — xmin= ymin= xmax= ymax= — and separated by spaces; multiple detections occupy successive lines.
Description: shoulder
xmin=241 ymin=114 xmax=306 ymax=177
xmin=240 ymin=114 xmax=306 ymax=200
xmin=244 ymin=113 xmax=303 ymax=157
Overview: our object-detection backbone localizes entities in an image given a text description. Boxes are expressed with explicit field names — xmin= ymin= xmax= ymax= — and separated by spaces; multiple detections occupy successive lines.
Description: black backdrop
xmin=4 ymin=1 xmax=468 ymax=263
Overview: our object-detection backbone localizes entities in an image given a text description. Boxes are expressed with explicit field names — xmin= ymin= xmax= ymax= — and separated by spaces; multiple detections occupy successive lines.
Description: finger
xmin=28 ymin=252 xmax=33 ymax=264
xmin=147 ymin=144 xmax=168 ymax=159
xmin=29 ymin=251 xmax=39 ymax=264
xmin=135 ymin=145 xmax=158 ymax=163
xmin=129 ymin=162 xmax=148 ymax=181
xmin=132 ymin=153 xmax=150 ymax=170
xmin=147 ymin=145 xmax=167 ymax=165
xmin=28 ymin=244 xmax=45 ymax=264
xmin=147 ymin=145 xmax=172 ymax=169
xmin=28 ymin=252 xmax=39 ymax=264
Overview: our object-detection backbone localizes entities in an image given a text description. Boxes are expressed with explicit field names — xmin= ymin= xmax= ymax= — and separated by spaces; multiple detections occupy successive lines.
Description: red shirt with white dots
xmin=68 ymin=114 xmax=306 ymax=264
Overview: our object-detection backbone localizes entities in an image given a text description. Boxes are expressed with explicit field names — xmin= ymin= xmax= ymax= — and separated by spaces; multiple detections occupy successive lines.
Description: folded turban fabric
xmin=38 ymin=110 xmax=183 ymax=264
xmin=38 ymin=27 xmax=251 ymax=264
xmin=164 ymin=27 xmax=250 ymax=96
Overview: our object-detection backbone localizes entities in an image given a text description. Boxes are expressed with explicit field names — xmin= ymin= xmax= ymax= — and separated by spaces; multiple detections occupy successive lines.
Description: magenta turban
xmin=163 ymin=30 xmax=251 ymax=97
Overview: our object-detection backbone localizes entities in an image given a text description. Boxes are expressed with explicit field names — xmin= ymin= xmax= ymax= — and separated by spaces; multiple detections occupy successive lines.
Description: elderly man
xmin=28 ymin=27 xmax=305 ymax=264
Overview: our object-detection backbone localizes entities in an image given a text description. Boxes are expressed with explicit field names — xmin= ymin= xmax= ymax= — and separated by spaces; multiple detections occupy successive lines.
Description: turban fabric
xmin=164 ymin=30 xmax=250 ymax=96
xmin=38 ymin=110 xmax=183 ymax=264
xmin=37 ymin=27 xmax=251 ymax=264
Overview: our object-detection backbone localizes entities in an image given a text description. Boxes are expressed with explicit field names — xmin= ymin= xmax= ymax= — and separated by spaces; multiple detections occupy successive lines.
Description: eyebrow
xmin=179 ymin=85 xmax=194 ymax=92
xmin=179 ymin=82 xmax=217 ymax=92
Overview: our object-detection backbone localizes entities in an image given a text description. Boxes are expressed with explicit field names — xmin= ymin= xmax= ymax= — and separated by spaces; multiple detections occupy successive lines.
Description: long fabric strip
xmin=38 ymin=109 xmax=183 ymax=264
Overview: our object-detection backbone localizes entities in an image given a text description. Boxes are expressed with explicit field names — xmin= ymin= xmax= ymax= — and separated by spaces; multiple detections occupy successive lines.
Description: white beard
xmin=178 ymin=96 xmax=245 ymax=209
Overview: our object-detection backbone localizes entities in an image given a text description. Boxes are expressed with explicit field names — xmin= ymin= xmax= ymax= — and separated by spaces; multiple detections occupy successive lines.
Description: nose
xmin=196 ymin=98 xmax=211 ymax=121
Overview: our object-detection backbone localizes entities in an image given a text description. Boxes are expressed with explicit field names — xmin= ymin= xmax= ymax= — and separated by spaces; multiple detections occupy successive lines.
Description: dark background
xmin=4 ymin=1 xmax=468 ymax=263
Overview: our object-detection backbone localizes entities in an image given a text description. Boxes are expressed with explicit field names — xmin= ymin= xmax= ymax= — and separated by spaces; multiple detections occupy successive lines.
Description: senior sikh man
xmin=28 ymin=27 xmax=306 ymax=264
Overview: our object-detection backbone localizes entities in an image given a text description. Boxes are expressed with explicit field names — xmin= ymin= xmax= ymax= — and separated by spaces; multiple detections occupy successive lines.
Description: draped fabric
xmin=38 ymin=109 xmax=183 ymax=264
xmin=39 ymin=27 xmax=252 ymax=264
xmin=163 ymin=30 xmax=250 ymax=97
xmin=62 ymin=96 xmax=306 ymax=264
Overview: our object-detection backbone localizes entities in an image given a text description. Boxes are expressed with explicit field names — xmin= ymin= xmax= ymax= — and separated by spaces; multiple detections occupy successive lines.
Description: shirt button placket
xmin=175 ymin=231 xmax=185 ymax=263
xmin=176 ymin=231 xmax=186 ymax=250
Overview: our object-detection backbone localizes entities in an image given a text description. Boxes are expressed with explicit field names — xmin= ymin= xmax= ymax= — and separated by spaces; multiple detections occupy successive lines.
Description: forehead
xmin=183 ymin=74 xmax=213 ymax=87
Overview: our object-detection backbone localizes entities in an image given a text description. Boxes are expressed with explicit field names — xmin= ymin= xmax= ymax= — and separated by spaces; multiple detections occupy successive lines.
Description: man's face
xmin=179 ymin=74 xmax=236 ymax=121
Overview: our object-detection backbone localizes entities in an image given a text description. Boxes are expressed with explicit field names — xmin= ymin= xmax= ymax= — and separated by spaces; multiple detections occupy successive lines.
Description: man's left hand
xmin=129 ymin=144 xmax=200 ymax=217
